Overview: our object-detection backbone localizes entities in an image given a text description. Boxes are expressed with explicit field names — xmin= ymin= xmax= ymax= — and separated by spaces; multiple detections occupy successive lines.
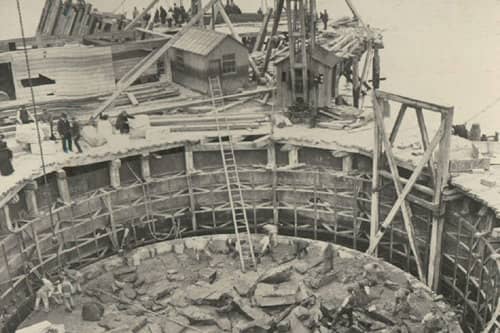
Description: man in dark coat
xmin=160 ymin=6 xmax=167 ymax=25
xmin=115 ymin=111 xmax=135 ymax=134
xmin=57 ymin=113 xmax=72 ymax=153
xmin=0 ymin=136 xmax=14 ymax=176
xmin=321 ymin=10 xmax=329 ymax=30
xmin=71 ymin=116 xmax=83 ymax=153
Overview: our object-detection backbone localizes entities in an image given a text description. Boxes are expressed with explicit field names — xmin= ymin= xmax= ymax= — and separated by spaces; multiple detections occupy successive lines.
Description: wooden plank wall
xmin=0 ymin=46 xmax=115 ymax=101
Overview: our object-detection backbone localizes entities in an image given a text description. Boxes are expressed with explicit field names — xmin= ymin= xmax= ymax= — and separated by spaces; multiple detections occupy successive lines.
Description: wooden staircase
xmin=208 ymin=76 xmax=257 ymax=272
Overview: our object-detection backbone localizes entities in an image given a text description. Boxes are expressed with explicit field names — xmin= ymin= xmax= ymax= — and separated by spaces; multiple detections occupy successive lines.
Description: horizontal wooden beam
xmin=376 ymin=90 xmax=453 ymax=114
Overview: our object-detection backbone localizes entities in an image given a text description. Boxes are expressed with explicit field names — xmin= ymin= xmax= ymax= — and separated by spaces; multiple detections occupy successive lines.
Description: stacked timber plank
xmin=317 ymin=17 xmax=383 ymax=59
xmin=149 ymin=111 xmax=269 ymax=133
xmin=37 ymin=0 xmax=130 ymax=38
xmin=108 ymin=82 xmax=181 ymax=107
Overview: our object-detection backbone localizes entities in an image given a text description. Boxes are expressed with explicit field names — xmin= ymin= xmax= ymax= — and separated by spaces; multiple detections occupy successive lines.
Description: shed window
xmin=222 ymin=54 xmax=236 ymax=75
xmin=176 ymin=50 xmax=185 ymax=72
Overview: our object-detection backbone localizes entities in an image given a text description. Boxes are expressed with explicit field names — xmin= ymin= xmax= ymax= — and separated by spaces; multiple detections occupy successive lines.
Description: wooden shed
xmin=275 ymin=46 xmax=342 ymax=108
xmin=168 ymin=27 xmax=249 ymax=95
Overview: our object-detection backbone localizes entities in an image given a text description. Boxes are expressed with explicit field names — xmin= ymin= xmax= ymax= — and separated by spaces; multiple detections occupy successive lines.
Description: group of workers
xmin=34 ymin=269 xmax=83 ymax=313
xmin=133 ymin=3 xmax=188 ymax=28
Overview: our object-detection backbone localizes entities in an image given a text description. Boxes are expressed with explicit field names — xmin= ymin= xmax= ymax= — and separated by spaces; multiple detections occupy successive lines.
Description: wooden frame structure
xmin=367 ymin=89 xmax=454 ymax=288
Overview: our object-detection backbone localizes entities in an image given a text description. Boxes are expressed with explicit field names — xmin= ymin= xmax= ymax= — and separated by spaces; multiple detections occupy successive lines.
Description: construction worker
xmin=393 ymin=288 xmax=411 ymax=317
xmin=115 ymin=110 xmax=135 ymax=134
xmin=65 ymin=268 xmax=84 ymax=294
xmin=58 ymin=273 xmax=75 ymax=312
xmin=57 ymin=113 xmax=72 ymax=153
xmin=132 ymin=6 xmax=139 ymax=19
xmin=322 ymin=243 xmax=336 ymax=273
xmin=293 ymin=239 xmax=310 ymax=259
xmin=259 ymin=224 xmax=278 ymax=257
xmin=333 ymin=281 xmax=371 ymax=327
xmin=34 ymin=277 xmax=55 ymax=313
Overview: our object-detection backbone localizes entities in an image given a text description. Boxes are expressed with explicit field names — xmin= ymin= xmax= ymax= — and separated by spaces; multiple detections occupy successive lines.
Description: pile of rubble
xmin=21 ymin=236 xmax=461 ymax=333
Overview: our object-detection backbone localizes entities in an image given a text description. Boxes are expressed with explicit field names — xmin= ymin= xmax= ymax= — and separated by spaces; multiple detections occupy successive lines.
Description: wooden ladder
xmin=208 ymin=76 xmax=257 ymax=272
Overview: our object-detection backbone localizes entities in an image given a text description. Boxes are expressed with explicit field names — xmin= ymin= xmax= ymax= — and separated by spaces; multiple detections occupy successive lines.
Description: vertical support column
xmin=342 ymin=155 xmax=353 ymax=173
xmin=3 ymin=205 xmax=13 ymax=232
xmin=370 ymin=116 xmax=382 ymax=254
xmin=109 ymin=159 xmax=122 ymax=189
xmin=268 ymin=143 xmax=279 ymax=224
xmin=352 ymin=58 xmax=360 ymax=108
xmin=25 ymin=181 xmax=39 ymax=217
xmin=185 ymin=144 xmax=197 ymax=231
xmin=141 ymin=153 xmax=152 ymax=181
xmin=428 ymin=108 xmax=454 ymax=290
xmin=56 ymin=169 xmax=71 ymax=204
xmin=289 ymin=145 xmax=299 ymax=167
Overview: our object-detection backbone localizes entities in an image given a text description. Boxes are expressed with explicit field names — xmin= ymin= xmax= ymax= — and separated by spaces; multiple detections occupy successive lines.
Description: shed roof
xmin=172 ymin=27 xmax=239 ymax=56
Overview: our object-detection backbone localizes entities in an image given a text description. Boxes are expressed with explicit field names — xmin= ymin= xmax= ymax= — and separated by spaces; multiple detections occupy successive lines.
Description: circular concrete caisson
xmin=19 ymin=235 xmax=462 ymax=333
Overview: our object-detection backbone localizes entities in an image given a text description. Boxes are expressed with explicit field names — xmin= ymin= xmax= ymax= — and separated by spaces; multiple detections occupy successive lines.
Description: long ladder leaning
xmin=208 ymin=76 xmax=257 ymax=272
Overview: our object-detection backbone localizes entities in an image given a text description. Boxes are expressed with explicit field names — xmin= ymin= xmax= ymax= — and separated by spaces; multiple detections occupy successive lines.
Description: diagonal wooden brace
xmin=366 ymin=92 xmax=435 ymax=282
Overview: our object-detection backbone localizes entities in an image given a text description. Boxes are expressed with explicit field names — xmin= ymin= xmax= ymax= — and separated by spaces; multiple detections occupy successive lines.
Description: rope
xmin=464 ymin=95 xmax=500 ymax=124
xmin=15 ymin=0 xmax=58 ymax=244
xmin=112 ymin=0 xmax=128 ymax=13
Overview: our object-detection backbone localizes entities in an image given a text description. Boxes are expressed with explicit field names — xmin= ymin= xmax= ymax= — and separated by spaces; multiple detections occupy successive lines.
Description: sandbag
xmin=16 ymin=123 xmax=50 ymax=144
xmin=97 ymin=119 xmax=113 ymax=138
xmin=81 ymin=302 xmax=104 ymax=322
xmin=129 ymin=115 xmax=150 ymax=139
xmin=81 ymin=126 xmax=106 ymax=147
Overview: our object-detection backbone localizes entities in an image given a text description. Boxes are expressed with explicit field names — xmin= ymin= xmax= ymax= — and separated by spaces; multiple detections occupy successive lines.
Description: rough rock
xmin=99 ymin=313 xmax=148 ymax=332
xmin=305 ymin=272 xmax=337 ymax=289
xmin=235 ymin=321 xmax=271 ymax=333
xmin=259 ymin=265 xmax=293 ymax=284
xmin=121 ymin=285 xmax=137 ymax=300
xmin=145 ymin=323 xmax=163 ymax=333
xmin=232 ymin=297 xmax=272 ymax=324
xmin=178 ymin=306 xmax=220 ymax=327
xmin=160 ymin=316 xmax=190 ymax=333
xmin=254 ymin=282 xmax=299 ymax=307
xmin=81 ymin=302 xmax=105 ymax=322
xmin=147 ymin=281 xmax=177 ymax=300
xmin=199 ymin=268 xmax=217 ymax=284
xmin=113 ymin=266 xmax=137 ymax=278
xmin=173 ymin=241 xmax=185 ymax=254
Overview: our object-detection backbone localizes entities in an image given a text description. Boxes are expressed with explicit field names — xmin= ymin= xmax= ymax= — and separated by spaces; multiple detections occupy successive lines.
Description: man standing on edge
xmin=71 ymin=116 xmax=83 ymax=153
xmin=57 ymin=113 xmax=72 ymax=153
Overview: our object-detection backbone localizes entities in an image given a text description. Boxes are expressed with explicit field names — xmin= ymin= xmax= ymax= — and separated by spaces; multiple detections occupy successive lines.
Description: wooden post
xmin=253 ymin=8 xmax=273 ymax=53
xmin=123 ymin=0 xmax=160 ymax=31
xmin=367 ymin=94 xmax=427 ymax=282
xmin=56 ymin=169 xmax=71 ymax=204
xmin=342 ymin=155 xmax=353 ymax=173
xmin=289 ymin=146 xmax=299 ymax=166
xmin=25 ymin=181 xmax=39 ymax=217
xmin=185 ymin=144 xmax=197 ymax=231
xmin=268 ymin=143 xmax=279 ymax=224
xmin=427 ymin=108 xmax=453 ymax=290
xmin=262 ymin=0 xmax=284 ymax=74
xmin=105 ymin=195 xmax=119 ymax=251
xmin=109 ymin=159 xmax=122 ymax=189
xmin=352 ymin=58 xmax=360 ymax=108
xmin=3 ymin=205 xmax=13 ymax=232
xmin=370 ymin=116 xmax=382 ymax=254
xmin=286 ymin=0 xmax=296 ymax=103
xmin=141 ymin=153 xmax=152 ymax=181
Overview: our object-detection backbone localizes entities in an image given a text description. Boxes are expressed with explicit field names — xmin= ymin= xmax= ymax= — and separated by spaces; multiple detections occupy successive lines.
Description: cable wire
xmin=464 ymin=95 xmax=500 ymax=124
